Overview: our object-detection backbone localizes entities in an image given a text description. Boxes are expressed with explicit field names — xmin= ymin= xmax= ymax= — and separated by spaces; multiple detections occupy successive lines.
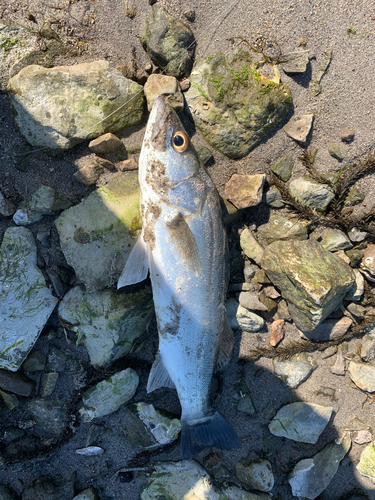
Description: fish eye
xmin=172 ymin=131 xmax=189 ymax=153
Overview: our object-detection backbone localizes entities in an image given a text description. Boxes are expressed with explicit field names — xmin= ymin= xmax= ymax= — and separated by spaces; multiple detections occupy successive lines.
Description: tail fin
xmin=181 ymin=412 xmax=241 ymax=459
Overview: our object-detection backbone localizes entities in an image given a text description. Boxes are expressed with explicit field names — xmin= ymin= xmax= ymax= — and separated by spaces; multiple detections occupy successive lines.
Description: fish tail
xmin=181 ymin=412 xmax=241 ymax=458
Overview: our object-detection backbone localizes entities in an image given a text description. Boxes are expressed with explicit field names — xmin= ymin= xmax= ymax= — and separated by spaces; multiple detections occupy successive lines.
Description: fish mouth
xmin=150 ymin=96 xmax=172 ymax=152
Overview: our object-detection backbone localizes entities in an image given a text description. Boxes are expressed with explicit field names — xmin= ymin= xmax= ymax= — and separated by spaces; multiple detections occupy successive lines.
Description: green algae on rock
xmin=357 ymin=441 xmax=375 ymax=483
xmin=185 ymin=48 xmax=293 ymax=159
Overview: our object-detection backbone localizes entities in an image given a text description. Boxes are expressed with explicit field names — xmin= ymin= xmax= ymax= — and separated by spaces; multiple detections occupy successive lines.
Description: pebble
xmin=240 ymin=228 xmax=264 ymax=265
xmin=354 ymin=430 xmax=372 ymax=445
xmin=22 ymin=350 xmax=46 ymax=372
xmin=321 ymin=345 xmax=338 ymax=359
xmin=144 ymin=73 xmax=184 ymax=112
xmin=27 ymin=396 xmax=69 ymax=438
xmin=244 ymin=261 xmax=256 ymax=282
xmin=235 ymin=459 xmax=274 ymax=492
xmin=88 ymin=133 xmax=122 ymax=154
xmin=300 ymin=317 xmax=352 ymax=342
xmin=320 ymin=228 xmax=352 ymax=252
xmin=94 ymin=156 xmax=117 ymax=171
xmin=0 ymin=389 xmax=19 ymax=410
xmin=270 ymin=155 xmax=294 ymax=182
xmin=238 ymin=291 xmax=267 ymax=311
xmin=226 ymin=297 xmax=265 ymax=332
xmin=289 ymin=176 xmax=335 ymax=213
xmin=194 ymin=145 xmax=213 ymax=165
xmin=330 ymin=345 xmax=346 ymax=376
xmin=280 ymin=50 xmax=309 ymax=73
xmin=264 ymin=286 xmax=280 ymax=299
xmin=40 ymin=372 xmax=59 ymax=397
xmin=183 ymin=9 xmax=196 ymax=22
xmin=75 ymin=446 xmax=104 ymax=456
xmin=341 ymin=128 xmax=355 ymax=143
xmin=224 ymin=173 xmax=266 ymax=209
xmin=348 ymin=361 xmax=375 ymax=392
xmin=283 ymin=114 xmax=314 ymax=145
xmin=47 ymin=347 xmax=67 ymax=372
xmin=348 ymin=227 xmax=368 ymax=243
xmin=276 ymin=299 xmax=291 ymax=320
xmin=328 ymin=142 xmax=344 ymax=161
xmin=265 ymin=185 xmax=284 ymax=208
xmin=118 ymin=157 xmax=138 ymax=171
xmin=73 ymin=487 xmax=100 ymax=500
xmin=0 ymin=369 xmax=35 ymax=397
xmin=179 ymin=78 xmax=190 ymax=91
xmin=0 ymin=191 xmax=16 ymax=217
xmin=269 ymin=319 xmax=285 ymax=346
xmin=346 ymin=302 xmax=366 ymax=320
xmin=234 ymin=377 xmax=256 ymax=416
xmin=73 ymin=161 xmax=103 ymax=185
xmin=345 ymin=185 xmax=365 ymax=206
xmin=273 ymin=353 xmax=317 ymax=388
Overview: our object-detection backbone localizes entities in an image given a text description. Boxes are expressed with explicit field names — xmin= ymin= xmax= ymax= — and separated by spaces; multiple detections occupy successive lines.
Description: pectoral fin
xmin=147 ymin=352 xmax=175 ymax=392
xmin=117 ymin=235 xmax=149 ymax=289
xmin=166 ymin=213 xmax=201 ymax=274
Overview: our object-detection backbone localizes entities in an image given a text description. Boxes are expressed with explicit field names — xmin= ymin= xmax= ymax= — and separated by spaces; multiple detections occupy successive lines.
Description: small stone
xmin=354 ymin=430 xmax=372 ymax=445
xmin=328 ymin=142 xmax=344 ymax=161
xmin=225 ymin=174 xmax=266 ymax=209
xmin=257 ymin=214 xmax=311 ymax=244
xmin=244 ymin=261 xmax=256 ymax=282
xmin=269 ymin=320 xmax=285 ymax=346
xmin=273 ymin=353 xmax=317 ymax=388
xmin=348 ymin=361 xmax=375 ymax=392
xmin=194 ymin=145 xmax=213 ymax=165
xmin=240 ymin=228 xmax=264 ymax=265
xmin=40 ymin=372 xmax=59 ymax=397
xmin=252 ymin=269 xmax=270 ymax=284
xmin=179 ymin=78 xmax=190 ymax=91
xmin=321 ymin=345 xmax=338 ymax=359
xmin=226 ymin=297 xmax=264 ymax=332
xmin=73 ymin=161 xmax=103 ymax=185
xmin=300 ymin=317 xmax=352 ymax=342
xmin=238 ymin=291 xmax=267 ymax=311
xmin=320 ymin=228 xmax=352 ymax=252
xmin=118 ymin=157 xmax=138 ymax=171
xmin=220 ymin=197 xmax=242 ymax=225
xmin=0 ymin=389 xmax=20 ymax=410
xmin=0 ymin=191 xmax=16 ymax=217
xmin=347 ymin=303 xmax=366 ymax=320
xmin=289 ymin=176 xmax=335 ymax=213
xmin=335 ymin=249 xmax=351 ymax=265
xmin=264 ymin=287 xmax=280 ymax=299
xmin=94 ymin=156 xmax=117 ymax=171
xmin=341 ymin=128 xmax=355 ymax=143
xmin=345 ymin=185 xmax=365 ymax=206
xmin=360 ymin=337 xmax=375 ymax=362
xmin=234 ymin=377 xmax=256 ymax=416
xmin=346 ymin=247 xmax=365 ymax=267
xmin=73 ymin=487 xmax=99 ymax=500
xmin=348 ymin=227 xmax=368 ymax=243
xmin=357 ymin=441 xmax=375 ymax=482
xmin=276 ymin=299 xmax=291 ymax=320
xmin=283 ymin=113 xmax=314 ymax=145
xmin=47 ymin=347 xmax=67 ymax=372
xmin=235 ymin=459 xmax=274 ymax=492
xmin=27 ymin=396 xmax=69 ymax=438
xmin=330 ymin=345 xmax=346 ymax=376
xmin=183 ymin=9 xmax=196 ymax=22
xmin=269 ymin=402 xmax=333 ymax=444
xmin=228 ymin=282 xmax=254 ymax=292
xmin=22 ymin=351 xmax=46 ymax=372
xmin=270 ymin=155 xmax=294 ymax=182
xmin=280 ymin=50 xmax=309 ymax=73
xmin=258 ymin=292 xmax=277 ymax=312
xmin=89 ymin=133 xmax=122 ymax=154
xmin=265 ymin=186 xmax=284 ymax=208
xmin=0 ymin=370 xmax=35 ymax=397
xmin=144 ymin=74 xmax=184 ymax=112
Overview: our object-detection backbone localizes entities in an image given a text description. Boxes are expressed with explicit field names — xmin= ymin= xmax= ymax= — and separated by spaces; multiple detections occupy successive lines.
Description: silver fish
xmin=118 ymin=96 xmax=240 ymax=457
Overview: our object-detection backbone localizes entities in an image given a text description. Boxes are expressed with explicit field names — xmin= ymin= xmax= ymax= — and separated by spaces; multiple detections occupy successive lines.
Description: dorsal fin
xmin=166 ymin=213 xmax=201 ymax=274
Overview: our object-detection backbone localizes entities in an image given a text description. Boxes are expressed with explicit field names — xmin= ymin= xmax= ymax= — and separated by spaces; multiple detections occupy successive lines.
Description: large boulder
xmin=7 ymin=60 xmax=144 ymax=153
xmin=185 ymin=48 xmax=292 ymax=158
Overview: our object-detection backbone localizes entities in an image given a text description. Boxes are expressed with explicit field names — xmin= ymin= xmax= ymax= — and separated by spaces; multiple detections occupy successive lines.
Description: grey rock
xmin=354 ymin=430 xmax=372 ymax=445
xmin=320 ymin=228 xmax=352 ymax=252
xmin=348 ymin=361 xmax=375 ymax=392
xmin=22 ymin=350 xmax=46 ymax=372
xmin=283 ymin=114 xmax=314 ymax=144
xmin=27 ymin=397 xmax=69 ymax=438
xmin=360 ymin=337 xmax=375 ymax=362
xmin=79 ymin=368 xmax=139 ymax=422
xmin=194 ymin=145 xmax=213 ymax=165
xmin=185 ymin=48 xmax=292 ymax=159
xmin=345 ymin=270 xmax=364 ymax=301
xmin=0 ymin=227 xmax=58 ymax=371
xmin=212 ymin=463 xmax=232 ymax=479
xmin=7 ymin=61 xmax=144 ymax=153
xmin=309 ymin=48 xmax=332 ymax=96
xmin=269 ymin=402 xmax=333 ymax=444
xmin=280 ymin=50 xmax=309 ymax=73
xmin=59 ymin=286 xmax=153 ymax=368
xmin=234 ymin=377 xmax=256 ymax=416
xmin=240 ymin=228 xmax=264 ymax=265
xmin=13 ymin=185 xmax=72 ymax=225
xmin=244 ymin=261 xmax=256 ymax=282
xmin=73 ymin=161 xmax=103 ymax=186
xmin=273 ymin=353 xmax=317 ymax=388
xmin=0 ymin=370 xmax=35 ymax=397
xmin=47 ymin=347 xmax=67 ymax=372
xmin=22 ymin=475 xmax=74 ymax=500
xmin=1 ymin=427 xmax=24 ymax=444
xmin=321 ymin=345 xmax=338 ymax=359
xmin=40 ymin=372 xmax=58 ymax=397
xmin=330 ymin=345 xmax=346 ymax=376
xmin=88 ymin=133 xmax=122 ymax=155
xmin=140 ymin=5 xmax=195 ymax=78
xmin=346 ymin=246 xmax=365 ymax=267
xmin=347 ymin=302 xmax=366 ymax=320
xmin=140 ymin=460 xmax=270 ymax=500
xmin=270 ymin=155 xmax=294 ymax=182
xmin=0 ymin=389 xmax=19 ymax=410
xmin=357 ymin=441 xmax=375 ymax=482
xmin=289 ymin=176 xmax=335 ymax=213
xmin=225 ymin=174 xmax=266 ymax=209
xmin=144 ymin=73 xmax=184 ymax=112
xmin=288 ymin=434 xmax=351 ymax=499
xmin=236 ymin=459 xmax=274 ymax=492
xmin=328 ymin=142 xmax=344 ymax=161
xmin=348 ymin=227 xmax=368 ymax=243
xmin=257 ymin=214 xmax=311 ymax=244
xmin=300 ymin=317 xmax=352 ymax=342
xmin=73 ymin=487 xmax=99 ymax=500
xmin=345 ymin=185 xmax=365 ymax=206
xmin=238 ymin=291 xmax=267 ymax=311
xmin=265 ymin=186 xmax=284 ymax=208
xmin=276 ymin=299 xmax=291 ymax=320
xmin=55 ymin=172 xmax=141 ymax=291
xmin=261 ymin=240 xmax=355 ymax=333
xmin=226 ymin=297 xmax=264 ymax=332
xmin=0 ymin=191 xmax=16 ymax=216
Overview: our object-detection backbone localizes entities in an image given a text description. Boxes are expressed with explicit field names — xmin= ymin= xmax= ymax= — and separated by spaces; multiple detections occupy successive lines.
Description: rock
xmin=265 ymin=186 xmax=284 ymax=208
xmin=93 ymin=156 xmax=116 ymax=172
xmin=269 ymin=319 xmax=285 ymax=346
xmin=341 ymin=128 xmax=355 ymax=143
xmin=40 ymin=372 xmax=59 ymax=397
xmin=276 ymin=299 xmax=291 ymax=320
xmin=345 ymin=185 xmax=365 ymax=206
xmin=180 ymin=79 xmax=191 ymax=92
xmin=330 ymin=345 xmax=346 ymax=376
xmin=348 ymin=227 xmax=368 ymax=243
xmin=258 ymin=291 xmax=277 ymax=312
xmin=357 ymin=441 xmax=375 ymax=482
xmin=79 ymin=368 xmax=139 ymax=422
xmin=88 ymin=133 xmax=122 ymax=155
xmin=261 ymin=240 xmax=355 ymax=332
xmin=269 ymin=402 xmax=333 ymax=444
xmin=335 ymin=249 xmax=351 ymax=265
xmin=321 ymin=345 xmax=337 ymax=358
xmin=55 ymin=172 xmax=141 ymax=291
xmin=240 ymin=228 xmax=264 ymax=265
xmin=226 ymin=298 xmax=264 ymax=332
xmin=348 ymin=361 xmax=375 ymax=392
xmin=126 ymin=402 xmax=181 ymax=449
xmin=13 ymin=185 xmax=72 ymax=225
xmin=346 ymin=246 xmax=365 ymax=267
xmin=118 ymin=158 xmax=138 ymax=171
xmin=76 ymin=446 xmax=104 ymax=456
xmin=289 ymin=176 xmax=335 ymax=213
xmin=140 ymin=460 xmax=269 ymax=500
xmin=27 ymin=396 xmax=69 ymax=438
xmin=59 ymin=286 xmax=154 ymax=368
xmin=238 ymin=291 xmax=267 ymax=311
xmin=185 ymin=48 xmax=292 ymax=159
xmin=224 ymin=174 xmax=266 ymax=209
xmin=309 ymin=48 xmax=332 ymax=96
xmin=328 ymin=142 xmax=344 ymax=161
xmin=193 ymin=146 xmax=213 ymax=166
xmin=235 ymin=459 xmax=274 ymax=492
xmin=264 ymin=286 xmax=280 ymax=299
xmin=360 ymin=336 xmax=375 ymax=362
xmin=73 ymin=487 xmax=99 ymax=500
xmin=144 ymin=74 xmax=184 ymax=112
xmin=252 ymin=269 xmax=270 ymax=284
xmin=140 ymin=5 xmax=195 ymax=78
xmin=300 ymin=317 xmax=352 ymax=342
xmin=0 ymin=370 xmax=35 ymax=397
xmin=234 ymin=377 xmax=256 ymax=416
xmin=22 ymin=350 xmax=46 ymax=372
xmin=244 ymin=261 xmax=256 ymax=282
xmin=320 ymin=228 xmax=352 ymax=252
xmin=283 ymin=114 xmax=314 ymax=145
xmin=270 ymin=155 xmax=294 ymax=182
xmin=280 ymin=50 xmax=309 ymax=73
xmin=347 ymin=302 xmax=366 ymax=320
xmin=0 ymin=191 xmax=16 ymax=217
xmin=354 ymin=430 xmax=372 ymax=445
xmin=288 ymin=434 xmax=351 ymax=499
xmin=257 ymin=214 xmax=311 ymax=244
xmin=0 ymin=389 xmax=19 ymax=410
xmin=7 ymin=61 xmax=144 ymax=153
xmin=0 ymin=227 xmax=58 ymax=371
xmin=47 ymin=347 xmax=67 ymax=372
xmin=184 ymin=10 xmax=196 ymax=22
xmin=273 ymin=353 xmax=317 ymax=388
xmin=73 ymin=162 xmax=103 ymax=186
xmin=22 ymin=475 xmax=74 ymax=500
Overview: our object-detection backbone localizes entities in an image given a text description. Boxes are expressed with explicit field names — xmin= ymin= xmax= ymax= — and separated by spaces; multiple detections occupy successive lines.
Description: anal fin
xmin=117 ymin=235 xmax=149 ymax=289
xmin=147 ymin=352 xmax=175 ymax=393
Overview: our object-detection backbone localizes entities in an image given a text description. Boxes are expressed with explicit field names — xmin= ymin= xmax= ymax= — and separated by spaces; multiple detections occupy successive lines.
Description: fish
xmin=360 ymin=243 xmax=375 ymax=283
xmin=118 ymin=95 xmax=241 ymax=458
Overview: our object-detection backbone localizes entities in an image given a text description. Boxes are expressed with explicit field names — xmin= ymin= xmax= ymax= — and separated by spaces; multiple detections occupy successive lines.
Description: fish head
xmin=140 ymin=96 xmax=202 ymax=199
